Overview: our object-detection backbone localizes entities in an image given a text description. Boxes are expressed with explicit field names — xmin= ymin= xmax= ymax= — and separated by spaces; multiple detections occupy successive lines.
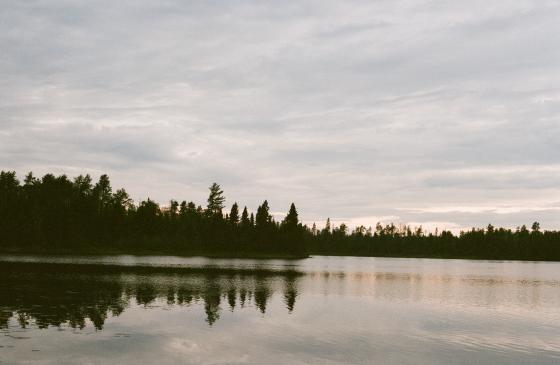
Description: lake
xmin=1 ymin=255 xmax=559 ymax=364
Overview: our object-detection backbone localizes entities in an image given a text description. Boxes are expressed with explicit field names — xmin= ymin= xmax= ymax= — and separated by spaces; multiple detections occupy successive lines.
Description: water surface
xmin=1 ymin=255 xmax=559 ymax=364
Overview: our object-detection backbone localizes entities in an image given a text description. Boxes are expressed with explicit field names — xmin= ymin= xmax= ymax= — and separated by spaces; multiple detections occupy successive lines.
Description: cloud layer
xmin=2 ymin=0 xmax=560 ymax=232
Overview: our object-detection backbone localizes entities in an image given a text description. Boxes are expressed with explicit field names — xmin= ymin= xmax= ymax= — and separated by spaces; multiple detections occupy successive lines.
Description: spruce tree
xmin=283 ymin=203 xmax=299 ymax=228
xmin=256 ymin=200 xmax=270 ymax=228
xmin=229 ymin=202 xmax=240 ymax=225
xmin=241 ymin=206 xmax=250 ymax=226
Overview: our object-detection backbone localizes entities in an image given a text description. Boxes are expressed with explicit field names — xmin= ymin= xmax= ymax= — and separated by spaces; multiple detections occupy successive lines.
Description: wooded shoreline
xmin=2 ymin=170 xmax=560 ymax=262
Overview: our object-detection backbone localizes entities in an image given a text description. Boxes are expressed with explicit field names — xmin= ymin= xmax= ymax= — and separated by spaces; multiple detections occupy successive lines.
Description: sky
xmin=1 ymin=0 xmax=560 ymax=233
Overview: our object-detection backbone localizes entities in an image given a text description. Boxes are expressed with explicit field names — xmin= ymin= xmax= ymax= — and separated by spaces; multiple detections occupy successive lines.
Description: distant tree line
xmin=1 ymin=171 xmax=559 ymax=260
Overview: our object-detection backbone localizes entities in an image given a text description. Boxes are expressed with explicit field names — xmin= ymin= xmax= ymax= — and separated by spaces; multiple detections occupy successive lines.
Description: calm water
xmin=1 ymin=255 xmax=559 ymax=364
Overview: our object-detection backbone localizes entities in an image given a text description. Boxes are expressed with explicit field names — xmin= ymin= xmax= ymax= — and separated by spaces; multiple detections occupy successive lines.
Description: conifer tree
xmin=324 ymin=218 xmax=331 ymax=234
xmin=241 ymin=206 xmax=250 ymax=226
xmin=206 ymin=183 xmax=225 ymax=216
xmin=283 ymin=203 xmax=299 ymax=228
xmin=256 ymin=200 xmax=271 ymax=228
xmin=229 ymin=203 xmax=240 ymax=225
xmin=92 ymin=174 xmax=112 ymax=209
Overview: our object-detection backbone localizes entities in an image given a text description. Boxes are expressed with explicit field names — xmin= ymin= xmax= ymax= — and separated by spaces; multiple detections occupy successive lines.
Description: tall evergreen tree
xmin=283 ymin=203 xmax=299 ymax=228
xmin=229 ymin=203 xmax=240 ymax=225
xmin=323 ymin=218 xmax=331 ymax=234
xmin=92 ymin=174 xmax=112 ymax=219
xmin=241 ymin=206 xmax=250 ymax=227
xmin=256 ymin=200 xmax=271 ymax=228
xmin=206 ymin=183 xmax=225 ymax=216
xmin=169 ymin=199 xmax=179 ymax=217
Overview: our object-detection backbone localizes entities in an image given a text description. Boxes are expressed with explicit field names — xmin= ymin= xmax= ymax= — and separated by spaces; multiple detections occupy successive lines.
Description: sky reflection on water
xmin=1 ymin=256 xmax=559 ymax=364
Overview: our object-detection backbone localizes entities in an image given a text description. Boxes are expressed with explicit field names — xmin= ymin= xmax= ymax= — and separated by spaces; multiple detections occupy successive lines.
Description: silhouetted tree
xmin=206 ymin=183 xmax=225 ymax=216
xmin=241 ymin=206 xmax=250 ymax=227
xmin=323 ymin=218 xmax=331 ymax=234
xmin=93 ymin=174 xmax=112 ymax=209
xmin=229 ymin=203 xmax=240 ymax=225
xmin=283 ymin=203 xmax=299 ymax=228
xmin=256 ymin=200 xmax=271 ymax=228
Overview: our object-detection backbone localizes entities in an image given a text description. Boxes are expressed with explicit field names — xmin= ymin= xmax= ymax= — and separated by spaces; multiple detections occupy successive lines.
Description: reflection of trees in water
xmin=0 ymin=275 xmax=126 ymax=330
xmin=0 ymin=267 xmax=300 ymax=330
xmin=254 ymin=278 xmax=272 ymax=314
xmin=204 ymin=285 xmax=221 ymax=325
xmin=283 ymin=276 xmax=298 ymax=313
xmin=136 ymin=284 xmax=157 ymax=306
xmin=227 ymin=288 xmax=236 ymax=311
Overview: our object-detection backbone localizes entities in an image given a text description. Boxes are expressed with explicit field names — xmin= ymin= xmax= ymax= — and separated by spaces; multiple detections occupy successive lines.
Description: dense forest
xmin=1 ymin=170 xmax=560 ymax=261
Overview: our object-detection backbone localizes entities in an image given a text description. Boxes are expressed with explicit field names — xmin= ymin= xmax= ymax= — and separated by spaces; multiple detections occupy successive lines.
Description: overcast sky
xmin=2 ymin=0 xmax=560 ymax=232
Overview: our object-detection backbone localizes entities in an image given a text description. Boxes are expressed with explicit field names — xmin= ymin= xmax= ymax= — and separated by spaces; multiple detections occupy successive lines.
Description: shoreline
xmin=1 ymin=249 xmax=559 ymax=263
xmin=0 ymin=248 xmax=310 ymax=260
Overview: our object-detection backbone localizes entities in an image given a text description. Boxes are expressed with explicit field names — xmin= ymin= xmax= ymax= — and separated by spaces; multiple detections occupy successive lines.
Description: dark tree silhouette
xmin=255 ymin=200 xmax=271 ymax=228
xmin=241 ymin=206 xmax=250 ymax=227
xmin=283 ymin=203 xmax=299 ymax=228
xmin=1 ymin=170 xmax=560 ymax=261
xmin=206 ymin=183 xmax=225 ymax=216
xmin=229 ymin=203 xmax=240 ymax=225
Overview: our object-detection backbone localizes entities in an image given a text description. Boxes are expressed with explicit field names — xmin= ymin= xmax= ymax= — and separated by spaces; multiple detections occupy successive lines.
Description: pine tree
xmin=206 ymin=183 xmax=225 ymax=216
xmin=169 ymin=199 xmax=179 ymax=217
xmin=92 ymin=174 xmax=112 ymax=209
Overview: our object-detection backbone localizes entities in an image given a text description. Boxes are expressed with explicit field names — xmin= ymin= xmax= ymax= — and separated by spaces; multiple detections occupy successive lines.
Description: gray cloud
xmin=1 ymin=0 xmax=560 ymax=231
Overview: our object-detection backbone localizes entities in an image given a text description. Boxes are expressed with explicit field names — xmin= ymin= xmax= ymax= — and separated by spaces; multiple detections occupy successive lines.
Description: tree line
xmin=0 ymin=171 xmax=305 ymax=256
xmin=1 ymin=170 xmax=559 ymax=260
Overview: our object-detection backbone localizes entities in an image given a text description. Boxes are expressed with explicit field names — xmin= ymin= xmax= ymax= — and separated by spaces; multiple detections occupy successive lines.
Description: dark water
xmin=1 ymin=255 xmax=559 ymax=364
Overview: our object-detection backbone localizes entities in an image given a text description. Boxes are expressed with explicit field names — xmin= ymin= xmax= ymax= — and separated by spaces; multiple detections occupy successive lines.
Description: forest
xmin=1 ymin=170 xmax=560 ymax=261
